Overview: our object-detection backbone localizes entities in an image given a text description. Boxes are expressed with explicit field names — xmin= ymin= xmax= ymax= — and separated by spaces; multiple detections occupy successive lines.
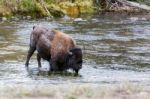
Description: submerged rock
xmin=10 ymin=16 xmax=19 ymax=21
xmin=1 ymin=17 xmax=7 ymax=21
xmin=26 ymin=16 xmax=32 ymax=20
xmin=129 ymin=17 xmax=147 ymax=22
xmin=91 ymin=18 xmax=99 ymax=22
xmin=45 ymin=16 xmax=53 ymax=21
xmin=73 ymin=18 xmax=87 ymax=22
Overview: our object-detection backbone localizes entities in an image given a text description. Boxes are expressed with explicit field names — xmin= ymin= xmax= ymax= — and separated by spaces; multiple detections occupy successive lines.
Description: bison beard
xmin=25 ymin=26 xmax=82 ymax=75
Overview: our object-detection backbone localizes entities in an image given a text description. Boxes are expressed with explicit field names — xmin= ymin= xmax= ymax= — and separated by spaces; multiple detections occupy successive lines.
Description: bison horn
xmin=69 ymin=52 xmax=73 ymax=55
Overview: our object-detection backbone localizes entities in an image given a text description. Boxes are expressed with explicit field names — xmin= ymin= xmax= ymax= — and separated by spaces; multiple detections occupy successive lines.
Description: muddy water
xmin=0 ymin=13 xmax=150 ymax=86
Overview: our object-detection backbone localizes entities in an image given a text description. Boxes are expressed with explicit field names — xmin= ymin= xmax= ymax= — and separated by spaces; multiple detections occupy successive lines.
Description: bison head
xmin=67 ymin=48 xmax=83 ymax=75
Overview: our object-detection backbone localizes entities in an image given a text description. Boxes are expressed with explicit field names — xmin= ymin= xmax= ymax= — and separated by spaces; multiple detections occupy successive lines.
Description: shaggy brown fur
xmin=25 ymin=26 xmax=82 ymax=74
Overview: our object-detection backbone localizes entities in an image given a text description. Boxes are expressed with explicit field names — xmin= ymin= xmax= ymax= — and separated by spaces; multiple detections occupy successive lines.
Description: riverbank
xmin=0 ymin=0 xmax=93 ymax=19
xmin=0 ymin=0 xmax=149 ymax=19
xmin=1 ymin=83 xmax=150 ymax=99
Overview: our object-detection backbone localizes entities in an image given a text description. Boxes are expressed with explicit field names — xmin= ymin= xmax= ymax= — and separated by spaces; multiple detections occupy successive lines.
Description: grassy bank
xmin=0 ymin=0 xmax=149 ymax=19
xmin=129 ymin=0 xmax=150 ymax=6
xmin=0 ymin=0 xmax=94 ymax=18
xmin=0 ymin=83 xmax=150 ymax=99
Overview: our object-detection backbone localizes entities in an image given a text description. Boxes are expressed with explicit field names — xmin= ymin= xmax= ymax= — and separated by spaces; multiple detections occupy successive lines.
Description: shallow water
xmin=0 ymin=13 xmax=150 ymax=86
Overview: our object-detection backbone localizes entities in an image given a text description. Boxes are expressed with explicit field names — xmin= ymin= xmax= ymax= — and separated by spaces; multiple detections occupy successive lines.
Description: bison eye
xmin=77 ymin=60 xmax=82 ymax=64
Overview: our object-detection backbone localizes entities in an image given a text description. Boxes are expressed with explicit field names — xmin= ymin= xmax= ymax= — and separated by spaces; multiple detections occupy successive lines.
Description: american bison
xmin=25 ymin=26 xmax=82 ymax=75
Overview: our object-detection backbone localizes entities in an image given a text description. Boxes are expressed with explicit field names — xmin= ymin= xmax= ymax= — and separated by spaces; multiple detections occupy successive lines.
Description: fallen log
xmin=127 ymin=1 xmax=150 ymax=11
xmin=100 ymin=0 xmax=150 ymax=12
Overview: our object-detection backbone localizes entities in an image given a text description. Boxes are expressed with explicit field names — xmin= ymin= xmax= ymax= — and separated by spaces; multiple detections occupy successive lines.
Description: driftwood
xmin=97 ymin=0 xmax=150 ymax=12
xmin=127 ymin=1 xmax=150 ymax=10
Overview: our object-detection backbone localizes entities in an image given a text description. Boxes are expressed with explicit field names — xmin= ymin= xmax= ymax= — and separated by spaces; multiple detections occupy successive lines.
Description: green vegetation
xmin=0 ymin=0 xmax=94 ymax=18
xmin=0 ymin=0 xmax=149 ymax=18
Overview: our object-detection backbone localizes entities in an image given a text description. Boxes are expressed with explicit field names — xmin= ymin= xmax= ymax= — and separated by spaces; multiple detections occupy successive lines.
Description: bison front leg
xmin=49 ymin=58 xmax=58 ymax=72
xmin=37 ymin=53 xmax=41 ymax=68
xmin=74 ymin=69 xmax=79 ymax=76
xmin=25 ymin=47 xmax=35 ymax=67
xmin=48 ymin=59 xmax=55 ymax=74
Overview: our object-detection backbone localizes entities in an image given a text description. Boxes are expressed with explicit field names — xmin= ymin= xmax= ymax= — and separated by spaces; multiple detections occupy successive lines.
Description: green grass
xmin=0 ymin=82 xmax=150 ymax=99
xmin=0 ymin=0 xmax=94 ymax=18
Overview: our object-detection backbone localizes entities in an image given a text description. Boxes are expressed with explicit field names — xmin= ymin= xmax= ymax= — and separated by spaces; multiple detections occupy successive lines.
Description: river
xmin=0 ymin=13 xmax=150 ymax=86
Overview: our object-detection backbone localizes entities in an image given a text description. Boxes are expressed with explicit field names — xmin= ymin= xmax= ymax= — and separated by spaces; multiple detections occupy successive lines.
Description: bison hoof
xmin=25 ymin=63 xmax=29 ymax=67
xmin=74 ymin=73 xmax=78 ymax=77
xmin=75 ymin=69 xmax=79 ymax=74
xmin=74 ymin=69 xmax=79 ymax=76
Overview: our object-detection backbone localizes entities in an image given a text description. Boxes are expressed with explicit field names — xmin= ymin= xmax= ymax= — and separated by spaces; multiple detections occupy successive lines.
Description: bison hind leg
xmin=25 ymin=47 xmax=35 ymax=67
xmin=37 ymin=53 xmax=42 ymax=68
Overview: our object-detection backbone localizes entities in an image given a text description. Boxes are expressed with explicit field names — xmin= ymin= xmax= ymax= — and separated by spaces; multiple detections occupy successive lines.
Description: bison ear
xmin=33 ymin=26 xmax=36 ymax=30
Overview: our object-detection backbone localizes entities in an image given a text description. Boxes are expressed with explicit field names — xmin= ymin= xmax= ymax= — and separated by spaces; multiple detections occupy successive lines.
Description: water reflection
xmin=26 ymin=66 xmax=79 ymax=77
xmin=0 ymin=13 xmax=150 ymax=85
